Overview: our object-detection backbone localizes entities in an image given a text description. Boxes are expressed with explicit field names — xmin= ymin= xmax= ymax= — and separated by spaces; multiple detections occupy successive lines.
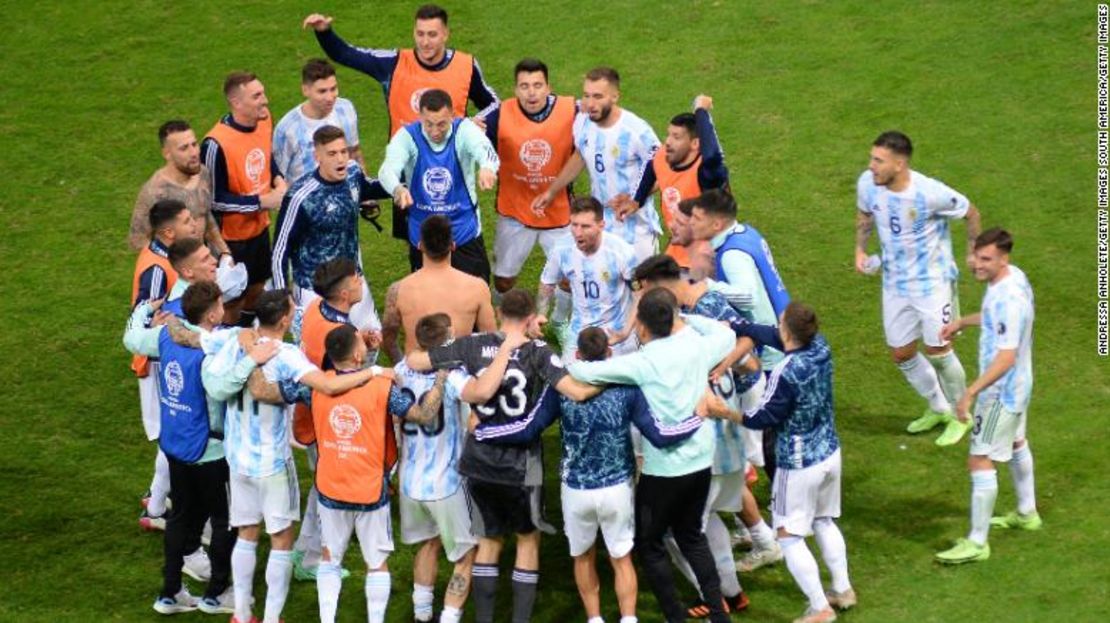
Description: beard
xmin=176 ymin=161 xmax=202 ymax=176
xmin=590 ymin=103 xmax=613 ymax=123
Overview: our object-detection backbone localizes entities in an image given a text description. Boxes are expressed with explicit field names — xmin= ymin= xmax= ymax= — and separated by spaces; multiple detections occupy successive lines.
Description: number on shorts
xmin=400 ymin=387 xmax=446 ymax=436
xmin=889 ymin=215 xmax=902 ymax=235
xmin=972 ymin=413 xmax=983 ymax=436
xmin=474 ymin=368 xmax=529 ymax=418
xmin=941 ymin=303 xmax=953 ymax=325
xmin=581 ymin=279 xmax=601 ymax=299
xmin=593 ymin=153 xmax=606 ymax=174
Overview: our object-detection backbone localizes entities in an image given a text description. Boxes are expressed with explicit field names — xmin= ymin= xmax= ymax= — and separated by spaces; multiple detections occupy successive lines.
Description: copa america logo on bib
xmin=245 ymin=148 xmax=266 ymax=189
xmin=422 ymin=166 xmax=454 ymax=202
xmin=164 ymin=361 xmax=185 ymax=398
xmin=410 ymin=87 xmax=431 ymax=113
xmin=519 ymin=139 xmax=552 ymax=173
xmin=328 ymin=404 xmax=362 ymax=439
xmin=662 ymin=186 xmax=682 ymax=213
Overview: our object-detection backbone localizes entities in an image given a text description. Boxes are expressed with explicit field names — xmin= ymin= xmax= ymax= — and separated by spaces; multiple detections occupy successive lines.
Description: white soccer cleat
xmin=196 ymin=586 xmax=236 ymax=614
xmin=736 ymin=542 xmax=784 ymax=572
xmin=182 ymin=548 xmax=212 ymax=582
xmin=152 ymin=587 xmax=198 ymax=615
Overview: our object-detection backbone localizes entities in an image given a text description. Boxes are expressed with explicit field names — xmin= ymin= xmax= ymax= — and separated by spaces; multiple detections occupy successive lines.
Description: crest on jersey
xmin=164 ymin=361 xmax=185 ymax=398
xmin=610 ymin=146 xmax=619 ymax=158
xmin=601 ymin=270 xmax=611 ymax=282
xmin=519 ymin=139 xmax=552 ymax=173
xmin=422 ymin=166 xmax=454 ymax=202
xmin=410 ymin=88 xmax=431 ymax=113
xmin=662 ymin=186 xmax=682 ymax=213
xmin=244 ymin=148 xmax=266 ymax=188
xmin=328 ymin=404 xmax=362 ymax=439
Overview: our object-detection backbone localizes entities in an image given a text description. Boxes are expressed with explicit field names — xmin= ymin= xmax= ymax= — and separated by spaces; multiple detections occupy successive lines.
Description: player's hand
xmin=362 ymin=329 xmax=383 ymax=350
xmin=531 ymin=190 xmax=553 ymax=216
xmin=150 ymin=310 xmax=172 ymax=328
xmin=248 ymin=340 xmax=280 ymax=365
xmin=736 ymin=353 xmax=761 ymax=375
xmin=955 ymin=393 xmax=973 ymax=424
xmin=854 ymin=248 xmax=870 ymax=274
xmin=260 ymin=189 xmax=284 ymax=211
xmin=605 ymin=326 xmax=629 ymax=346
xmin=478 ymin=168 xmax=496 ymax=191
xmin=526 ymin=314 xmax=548 ymax=338
xmin=302 ymin=14 xmax=333 ymax=31
xmin=468 ymin=412 xmax=480 ymax=433
xmin=609 ymin=193 xmax=638 ymax=221
xmin=470 ymin=115 xmax=488 ymax=131
xmin=939 ymin=320 xmax=962 ymax=343
xmin=394 ymin=185 xmax=413 ymax=210
xmin=502 ymin=328 xmax=530 ymax=351
xmin=693 ymin=94 xmax=713 ymax=111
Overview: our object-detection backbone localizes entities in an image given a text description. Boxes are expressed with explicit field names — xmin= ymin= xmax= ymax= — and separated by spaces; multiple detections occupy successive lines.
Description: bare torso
xmin=394 ymin=264 xmax=496 ymax=354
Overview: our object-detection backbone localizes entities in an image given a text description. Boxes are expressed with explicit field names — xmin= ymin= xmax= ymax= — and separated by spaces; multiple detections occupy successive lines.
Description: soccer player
xmin=471 ymin=326 xmax=704 ymax=623
xmin=130 ymin=120 xmax=231 ymax=258
xmin=707 ymin=302 xmax=856 ymax=623
xmin=379 ymin=88 xmax=499 ymax=280
xmin=310 ymin=324 xmax=445 ymax=623
xmin=484 ymin=58 xmax=575 ymax=302
xmin=163 ymin=238 xmax=218 ymax=313
xmin=405 ymin=289 xmax=599 ymax=623
xmin=625 ymin=95 xmax=728 ymax=274
xmin=567 ymin=288 xmax=738 ymax=623
xmin=393 ymin=314 xmax=476 ymax=623
xmin=532 ymin=66 xmax=661 ymax=262
xmin=273 ymin=59 xmax=365 ymax=182
xmin=381 ymin=215 xmax=496 ymax=363
xmin=270 ymin=125 xmax=389 ymax=336
xmin=132 ymin=199 xmax=196 ymax=530
xmin=202 ymin=71 xmax=287 ymax=326
xmin=855 ymin=130 xmax=982 ymax=445
xmin=538 ymin=197 xmax=638 ymax=360
xmin=935 ymin=229 xmax=1040 ymax=565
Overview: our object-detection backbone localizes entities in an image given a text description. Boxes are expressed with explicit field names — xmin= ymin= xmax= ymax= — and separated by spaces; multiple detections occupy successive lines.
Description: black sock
xmin=510 ymin=568 xmax=538 ymax=623
xmin=471 ymin=563 xmax=499 ymax=623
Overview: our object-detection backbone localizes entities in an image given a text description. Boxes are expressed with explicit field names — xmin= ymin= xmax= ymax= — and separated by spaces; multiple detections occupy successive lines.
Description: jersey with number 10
xmin=393 ymin=360 xmax=469 ymax=502
xmin=857 ymin=169 xmax=970 ymax=298
xmin=541 ymin=232 xmax=637 ymax=337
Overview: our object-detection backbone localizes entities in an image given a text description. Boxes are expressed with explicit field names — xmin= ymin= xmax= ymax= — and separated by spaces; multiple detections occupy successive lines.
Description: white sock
xmin=553 ymin=288 xmax=572 ymax=323
xmin=897 ymin=353 xmax=950 ymax=413
xmin=780 ymin=536 xmax=829 ymax=612
xmin=317 ymin=562 xmax=343 ymax=623
xmin=366 ymin=571 xmax=392 ymax=623
xmin=812 ymin=518 xmax=851 ymax=593
xmin=148 ymin=448 xmax=171 ymax=517
xmin=263 ymin=549 xmax=293 ymax=623
xmin=969 ymin=470 xmax=998 ymax=545
xmin=707 ymin=514 xmax=742 ymax=597
xmin=926 ymin=350 xmax=967 ymax=405
xmin=232 ymin=539 xmax=258 ymax=623
xmin=587 ymin=617 xmax=604 ymax=623
xmin=748 ymin=519 xmax=777 ymax=552
xmin=413 ymin=583 xmax=435 ymax=622
xmin=296 ymin=486 xmax=323 ymax=568
xmin=663 ymin=535 xmax=699 ymax=596
xmin=619 ymin=617 xmax=638 ymax=623
xmin=440 ymin=606 xmax=463 ymax=623
xmin=1010 ymin=444 xmax=1037 ymax=515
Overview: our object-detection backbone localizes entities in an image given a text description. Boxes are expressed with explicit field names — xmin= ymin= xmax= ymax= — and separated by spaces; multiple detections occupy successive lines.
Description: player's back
xmin=557 ymin=385 xmax=639 ymax=489
xmin=393 ymin=359 xmax=468 ymax=500
xmin=396 ymin=266 xmax=491 ymax=353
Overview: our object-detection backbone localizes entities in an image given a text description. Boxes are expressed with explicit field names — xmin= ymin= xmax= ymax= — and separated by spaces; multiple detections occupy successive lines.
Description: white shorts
xmin=706 ymin=471 xmax=745 ymax=515
xmin=138 ymin=371 xmax=160 ymax=441
xmin=229 ymin=462 xmax=301 ymax=534
xmin=561 ymin=480 xmax=635 ymax=558
xmin=318 ymin=503 xmax=394 ymax=569
xmin=881 ymin=282 xmax=958 ymax=348
xmin=771 ymin=449 xmax=841 ymax=537
xmin=739 ymin=374 xmax=767 ymax=467
xmin=399 ymin=490 xmax=477 ymax=562
xmin=291 ymin=278 xmax=380 ymax=333
xmin=493 ymin=216 xmax=569 ymax=279
xmin=969 ymin=399 xmax=1027 ymax=462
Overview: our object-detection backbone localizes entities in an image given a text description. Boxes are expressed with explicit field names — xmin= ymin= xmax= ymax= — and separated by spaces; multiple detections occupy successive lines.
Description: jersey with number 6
xmin=429 ymin=333 xmax=568 ymax=486
xmin=857 ymin=169 xmax=970 ymax=298
xmin=541 ymin=232 xmax=637 ymax=338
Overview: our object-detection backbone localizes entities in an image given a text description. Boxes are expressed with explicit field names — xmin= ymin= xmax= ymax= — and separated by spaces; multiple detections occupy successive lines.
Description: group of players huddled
xmin=123 ymin=5 xmax=1043 ymax=623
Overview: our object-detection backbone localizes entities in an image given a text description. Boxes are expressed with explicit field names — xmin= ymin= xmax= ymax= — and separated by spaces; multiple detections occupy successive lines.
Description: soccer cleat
xmin=152 ymin=588 xmax=198 ymax=615
xmin=906 ymin=408 xmax=948 ymax=434
xmin=935 ymin=538 xmax=990 ymax=565
xmin=182 ymin=548 xmax=212 ymax=582
xmin=934 ymin=417 xmax=970 ymax=447
xmin=196 ymin=587 xmax=235 ymax=614
xmin=725 ymin=591 xmax=750 ymax=612
xmin=730 ymin=524 xmax=753 ymax=550
xmin=141 ymin=489 xmax=151 ymax=509
xmin=291 ymin=550 xmax=350 ymax=582
xmin=793 ymin=606 xmax=837 ymax=623
xmin=686 ymin=593 xmax=747 ymax=619
xmin=991 ymin=510 xmax=1043 ymax=531
xmin=736 ymin=541 xmax=784 ymax=572
xmin=139 ymin=509 xmax=166 ymax=532
xmin=825 ymin=588 xmax=857 ymax=610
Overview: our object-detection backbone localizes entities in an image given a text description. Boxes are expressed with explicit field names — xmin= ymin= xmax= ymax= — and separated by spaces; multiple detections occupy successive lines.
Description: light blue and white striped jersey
xmin=857 ymin=169 xmax=970 ymax=298
xmin=273 ymin=98 xmax=361 ymax=182
xmin=709 ymin=370 xmax=747 ymax=475
xmin=393 ymin=359 xmax=470 ymax=501
xmin=541 ymin=232 xmax=637 ymax=337
xmin=978 ymin=265 xmax=1034 ymax=413
xmin=223 ymin=339 xmax=315 ymax=477
xmin=573 ymin=109 xmax=661 ymax=245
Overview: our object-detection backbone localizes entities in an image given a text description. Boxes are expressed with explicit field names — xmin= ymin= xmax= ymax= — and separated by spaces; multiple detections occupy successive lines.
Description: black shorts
xmin=408 ymin=234 xmax=491 ymax=285
xmin=466 ymin=479 xmax=539 ymax=538
xmin=226 ymin=231 xmax=272 ymax=285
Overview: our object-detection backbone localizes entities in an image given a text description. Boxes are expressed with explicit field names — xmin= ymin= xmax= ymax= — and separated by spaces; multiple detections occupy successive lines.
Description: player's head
xmin=419 ymin=89 xmax=454 ymax=143
xmin=182 ymin=281 xmax=224 ymax=328
xmin=149 ymin=198 xmax=197 ymax=244
xmin=972 ymin=227 xmax=1013 ymax=283
xmin=633 ymin=254 xmax=683 ymax=294
xmin=312 ymin=257 xmax=364 ymax=306
xmin=498 ymin=289 xmax=538 ymax=330
xmin=168 ymin=237 xmax=217 ymax=283
xmin=313 ymin=125 xmax=349 ymax=182
xmin=325 ymin=323 xmax=366 ymax=368
xmin=576 ymin=326 xmax=610 ymax=362
xmin=256 ymin=289 xmax=295 ymax=331
xmin=780 ymin=301 xmax=819 ymax=349
xmin=413 ymin=4 xmax=450 ymax=65
xmin=301 ymin=59 xmax=339 ymax=117
xmin=158 ymin=120 xmax=201 ymax=176
xmin=224 ymin=71 xmax=269 ymax=122
xmin=569 ymin=197 xmax=605 ymax=254
xmin=869 ymin=130 xmax=912 ymax=187
xmin=514 ymin=58 xmax=551 ymax=115
xmin=637 ymin=287 xmax=677 ymax=342
xmin=583 ymin=67 xmax=620 ymax=124
xmin=689 ymin=189 xmax=737 ymax=241
xmin=669 ymin=198 xmax=697 ymax=246
xmin=664 ymin=113 xmax=699 ymax=167
xmin=419 ymin=215 xmax=454 ymax=262
xmin=415 ymin=313 xmax=453 ymax=350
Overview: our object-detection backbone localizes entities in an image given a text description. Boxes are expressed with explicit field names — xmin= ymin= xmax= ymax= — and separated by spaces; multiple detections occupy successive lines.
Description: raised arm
xmin=553 ymin=375 xmax=603 ymax=402
xmin=459 ymin=333 xmax=529 ymax=406
xmin=306 ymin=16 xmax=398 ymax=83
xmin=402 ymin=371 xmax=448 ymax=426
xmin=299 ymin=367 xmax=385 ymax=396
xmin=963 ymin=203 xmax=982 ymax=268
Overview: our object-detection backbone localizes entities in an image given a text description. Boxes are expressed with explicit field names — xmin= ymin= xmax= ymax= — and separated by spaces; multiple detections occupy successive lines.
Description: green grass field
xmin=1 ymin=1 xmax=1106 ymax=621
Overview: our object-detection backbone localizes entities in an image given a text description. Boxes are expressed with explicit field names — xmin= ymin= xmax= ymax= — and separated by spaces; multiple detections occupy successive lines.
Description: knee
xmin=890 ymin=344 xmax=917 ymax=364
